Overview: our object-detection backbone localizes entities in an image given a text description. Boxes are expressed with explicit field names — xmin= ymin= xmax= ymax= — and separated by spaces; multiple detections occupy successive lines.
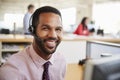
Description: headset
xmin=28 ymin=8 xmax=40 ymax=35
xmin=28 ymin=6 xmax=62 ymax=35
xmin=28 ymin=9 xmax=43 ymax=44
xmin=28 ymin=15 xmax=35 ymax=35
xmin=29 ymin=14 xmax=43 ymax=48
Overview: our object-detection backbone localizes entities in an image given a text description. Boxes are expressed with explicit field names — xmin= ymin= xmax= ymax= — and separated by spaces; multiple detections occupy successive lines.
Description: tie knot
xmin=43 ymin=61 xmax=50 ymax=69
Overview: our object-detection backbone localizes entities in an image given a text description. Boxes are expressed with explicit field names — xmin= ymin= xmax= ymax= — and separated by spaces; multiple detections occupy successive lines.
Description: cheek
xmin=37 ymin=30 xmax=49 ymax=37
xmin=58 ymin=33 xmax=63 ymax=40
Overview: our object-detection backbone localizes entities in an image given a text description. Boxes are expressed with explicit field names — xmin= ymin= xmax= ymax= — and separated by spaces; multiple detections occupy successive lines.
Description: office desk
xmin=65 ymin=64 xmax=83 ymax=80
xmin=0 ymin=34 xmax=33 ymax=64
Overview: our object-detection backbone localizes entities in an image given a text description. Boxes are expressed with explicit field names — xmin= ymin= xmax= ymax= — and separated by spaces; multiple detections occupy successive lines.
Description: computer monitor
xmin=83 ymin=56 xmax=120 ymax=80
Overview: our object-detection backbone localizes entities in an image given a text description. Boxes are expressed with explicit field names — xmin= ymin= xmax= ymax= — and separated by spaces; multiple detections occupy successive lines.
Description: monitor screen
xmin=83 ymin=56 xmax=120 ymax=80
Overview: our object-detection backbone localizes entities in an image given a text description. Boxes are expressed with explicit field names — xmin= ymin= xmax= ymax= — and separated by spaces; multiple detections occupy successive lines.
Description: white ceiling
xmin=94 ymin=0 xmax=120 ymax=3
xmin=1 ymin=0 xmax=120 ymax=2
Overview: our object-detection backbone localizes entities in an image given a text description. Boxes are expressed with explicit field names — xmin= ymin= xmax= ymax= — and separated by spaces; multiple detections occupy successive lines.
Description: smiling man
xmin=0 ymin=6 xmax=66 ymax=80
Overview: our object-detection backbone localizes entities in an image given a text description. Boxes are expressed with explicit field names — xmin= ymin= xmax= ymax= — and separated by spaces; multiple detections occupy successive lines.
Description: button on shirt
xmin=0 ymin=45 xmax=66 ymax=80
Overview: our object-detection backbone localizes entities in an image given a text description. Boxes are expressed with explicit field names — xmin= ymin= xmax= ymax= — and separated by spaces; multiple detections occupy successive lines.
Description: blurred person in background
xmin=74 ymin=17 xmax=89 ymax=36
xmin=23 ymin=4 xmax=35 ymax=35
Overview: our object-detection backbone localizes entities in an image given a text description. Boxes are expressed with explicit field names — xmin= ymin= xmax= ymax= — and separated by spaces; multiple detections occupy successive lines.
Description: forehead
xmin=38 ymin=12 xmax=62 ymax=25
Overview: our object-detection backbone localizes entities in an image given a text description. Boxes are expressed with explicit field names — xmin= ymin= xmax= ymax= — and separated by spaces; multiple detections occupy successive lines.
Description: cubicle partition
xmin=86 ymin=41 xmax=120 ymax=59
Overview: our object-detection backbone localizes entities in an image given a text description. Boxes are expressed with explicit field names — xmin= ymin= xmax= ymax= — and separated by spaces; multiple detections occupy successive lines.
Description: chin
xmin=46 ymin=48 xmax=56 ymax=54
xmin=46 ymin=49 xmax=56 ymax=54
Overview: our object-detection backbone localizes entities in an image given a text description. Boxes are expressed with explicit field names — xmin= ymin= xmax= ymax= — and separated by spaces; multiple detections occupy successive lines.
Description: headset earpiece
xmin=29 ymin=25 xmax=34 ymax=34
xmin=28 ymin=15 xmax=35 ymax=35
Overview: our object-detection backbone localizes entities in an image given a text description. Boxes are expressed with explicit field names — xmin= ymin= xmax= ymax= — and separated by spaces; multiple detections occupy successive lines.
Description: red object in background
xmin=74 ymin=24 xmax=89 ymax=36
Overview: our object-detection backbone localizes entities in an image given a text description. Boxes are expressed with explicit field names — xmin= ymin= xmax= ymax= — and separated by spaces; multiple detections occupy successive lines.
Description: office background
xmin=0 ymin=0 xmax=120 ymax=34
xmin=0 ymin=0 xmax=120 ymax=80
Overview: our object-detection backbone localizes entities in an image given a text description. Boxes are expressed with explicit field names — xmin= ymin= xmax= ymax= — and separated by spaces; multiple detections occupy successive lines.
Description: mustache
xmin=44 ymin=37 xmax=58 ymax=42
xmin=35 ymin=35 xmax=58 ymax=42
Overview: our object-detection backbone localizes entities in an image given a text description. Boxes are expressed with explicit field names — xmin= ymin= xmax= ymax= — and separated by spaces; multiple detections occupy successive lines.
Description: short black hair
xmin=31 ymin=6 xmax=62 ymax=34
xmin=28 ymin=4 xmax=34 ymax=10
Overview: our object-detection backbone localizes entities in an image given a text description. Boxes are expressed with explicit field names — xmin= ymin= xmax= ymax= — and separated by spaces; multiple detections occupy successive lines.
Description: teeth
xmin=46 ymin=41 xmax=56 ymax=48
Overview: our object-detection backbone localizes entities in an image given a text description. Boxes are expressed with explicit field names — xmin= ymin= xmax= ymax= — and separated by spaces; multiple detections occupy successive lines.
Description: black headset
xmin=29 ymin=15 xmax=35 ymax=35
xmin=29 ymin=8 xmax=42 ymax=35
xmin=28 ymin=6 xmax=62 ymax=35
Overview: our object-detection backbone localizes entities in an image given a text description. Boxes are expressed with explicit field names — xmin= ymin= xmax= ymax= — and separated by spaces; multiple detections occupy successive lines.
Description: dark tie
xmin=42 ymin=62 xmax=50 ymax=80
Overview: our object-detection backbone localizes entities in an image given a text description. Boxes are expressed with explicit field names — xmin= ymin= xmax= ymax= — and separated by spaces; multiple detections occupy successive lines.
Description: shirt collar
xmin=29 ymin=45 xmax=55 ymax=68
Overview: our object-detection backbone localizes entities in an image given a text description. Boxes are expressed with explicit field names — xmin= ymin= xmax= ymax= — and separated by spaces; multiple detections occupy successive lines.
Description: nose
xmin=48 ymin=30 xmax=57 ymax=38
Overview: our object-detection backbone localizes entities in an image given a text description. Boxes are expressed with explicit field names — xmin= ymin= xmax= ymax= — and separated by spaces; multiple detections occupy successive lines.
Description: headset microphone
xmin=34 ymin=34 xmax=42 ymax=42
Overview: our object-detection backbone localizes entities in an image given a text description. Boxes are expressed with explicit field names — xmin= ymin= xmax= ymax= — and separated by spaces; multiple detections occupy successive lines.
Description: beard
xmin=34 ymin=35 xmax=61 ymax=55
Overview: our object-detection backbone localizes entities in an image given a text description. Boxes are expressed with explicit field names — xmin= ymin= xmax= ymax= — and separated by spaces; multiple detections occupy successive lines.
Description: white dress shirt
xmin=23 ymin=12 xmax=32 ymax=34
xmin=0 ymin=45 xmax=66 ymax=80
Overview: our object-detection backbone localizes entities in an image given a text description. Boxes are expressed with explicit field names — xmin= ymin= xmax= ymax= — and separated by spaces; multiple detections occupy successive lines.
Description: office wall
xmin=0 ymin=0 xmax=93 ymax=25
xmin=0 ymin=0 xmax=117 ymax=23
xmin=0 ymin=0 xmax=39 ymax=21
xmin=57 ymin=41 xmax=87 ymax=63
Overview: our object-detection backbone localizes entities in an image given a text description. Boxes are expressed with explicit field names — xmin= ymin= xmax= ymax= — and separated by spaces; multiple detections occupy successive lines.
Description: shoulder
xmin=7 ymin=50 xmax=28 ymax=66
xmin=77 ymin=24 xmax=83 ymax=29
xmin=0 ymin=56 xmax=25 ymax=80
xmin=79 ymin=24 xmax=83 ymax=27
xmin=0 ymin=47 xmax=31 ymax=80
xmin=1 ymin=46 xmax=31 ymax=70
xmin=24 ymin=12 xmax=31 ymax=18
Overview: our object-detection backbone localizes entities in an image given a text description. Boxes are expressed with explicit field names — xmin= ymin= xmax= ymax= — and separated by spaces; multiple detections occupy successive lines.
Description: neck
xmin=32 ymin=40 xmax=52 ymax=60
xmin=28 ymin=10 xmax=32 ymax=14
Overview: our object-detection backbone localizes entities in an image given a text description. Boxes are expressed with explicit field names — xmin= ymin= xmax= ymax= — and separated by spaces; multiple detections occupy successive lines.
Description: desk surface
xmin=65 ymin=64 xmax=83 ymax=80
xmin=0 ymin=34 xmax=33 ymax=42
xmin=0 ymin=34 xmax=120 ymax=43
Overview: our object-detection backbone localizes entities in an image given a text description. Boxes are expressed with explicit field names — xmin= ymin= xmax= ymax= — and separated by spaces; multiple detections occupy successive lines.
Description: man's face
xmin=35 ymin=12 xmax=63 ymax=55
xmin=30 ymin=7 xmax=34 ymax=13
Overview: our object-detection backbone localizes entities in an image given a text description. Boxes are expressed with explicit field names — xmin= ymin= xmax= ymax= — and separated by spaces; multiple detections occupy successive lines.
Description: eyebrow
xmin=41 ymin=24 xmax=50 ymax=28
xmin=41 ymin=24 xmax=63 ymax=29
xmin=56 ymin=26 xmax=63 ymax=29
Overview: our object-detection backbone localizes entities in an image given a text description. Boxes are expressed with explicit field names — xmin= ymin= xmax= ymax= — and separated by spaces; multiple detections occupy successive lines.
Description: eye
xmin=41 ymin=26 xmax=49 ymax=31
xmin=56 ymin=27 xmax=62 ymax=33
xmin=42 ymin=27 xmax=48 ymax=30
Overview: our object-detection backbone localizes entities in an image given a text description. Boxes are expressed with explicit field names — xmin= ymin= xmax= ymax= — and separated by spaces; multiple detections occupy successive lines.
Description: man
xmin=23 ymin=4 xmax=34 ymax=34
xmin=0 ymin=6 xmax=66 ymax=80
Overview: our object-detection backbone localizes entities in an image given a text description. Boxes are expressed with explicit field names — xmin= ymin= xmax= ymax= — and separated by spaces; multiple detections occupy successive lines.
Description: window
xmin=93 ymin=2 xmax=120 ymax=33
xmin=60 ymin=7 xmax=76 ymax=32
xmin=4 ymin=13 xmax=24 ymax=31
